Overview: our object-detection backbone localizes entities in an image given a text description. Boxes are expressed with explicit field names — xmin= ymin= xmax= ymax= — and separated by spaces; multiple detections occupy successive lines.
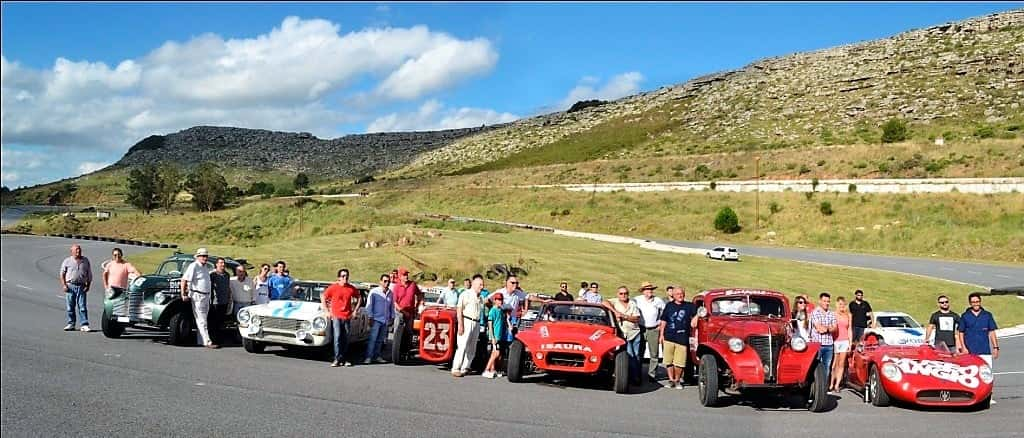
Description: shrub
xmin=248 ymin=181 xmax=275 ymax=196
xmin=561 ymin=209 xmax=571 ymax=216
xmin=805 ymin=191 xmax=814 ymax=200
xmin=769 ymin=201 xmax=782 ymax=215
xmin=817 ymin=159 xmax=826 ymax=167
xmin=274 ymin=186 xmax=294 ymax=197
xmin=819 ymin=201 xmax=834 ymax=216
xmin=811 ymin=178 xmax=820 ymax=192
xmin=709 ymin=181 xmax=717 ymax=191
xmin=714 ymin=207 xmax=741 ymax=234
xmin=293 ymin=173 xmax=310 ymax=189
xmin=974 ymin=125 xmax=995 ymax=139
xmin=881 ymin=119 xmax=908 ymax=143
xmin=848 ymin=183 xmax=857 ymax=193
xmin=798 ymin=164 xmax=811 ymax=175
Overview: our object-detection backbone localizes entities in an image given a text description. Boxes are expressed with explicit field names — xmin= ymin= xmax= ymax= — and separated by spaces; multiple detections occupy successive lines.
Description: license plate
xmin=117 ymin=317 xmax=130 ymax=323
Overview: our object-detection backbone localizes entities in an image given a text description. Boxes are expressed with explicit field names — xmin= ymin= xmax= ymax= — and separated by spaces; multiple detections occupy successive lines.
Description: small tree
xmin=294 ymin=172 xmax=310 ymax=189
xmin=848 ymin=183 xmax=857 ymax=193
xmin=185 ymin=162 xmax=230 ymax=212
xmin=155 ymin=163 xmax=182 ymax=213
xmin=714 ymin=207 xmax=741 ymax=234
xmin=819 ymin=201 xmax=834 ymax=216
xmin=126 ymin=164 xmax=160 ymax=214
xmin=811 ymin=178 xmax=820 ymax=192
xmin=248 ymin=181 xmax=275 ymax=196
xmin=881 ymin=118 xmax=908 ymax=143
xmin=769 ymin=201 xmax=782 ymax=215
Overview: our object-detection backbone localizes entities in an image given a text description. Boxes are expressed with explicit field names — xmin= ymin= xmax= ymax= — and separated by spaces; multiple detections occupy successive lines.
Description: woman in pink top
xmin=830 ymin=296 xmax=853 ymax=394
xmin=102 ymin=248 xmax=140 ymax=293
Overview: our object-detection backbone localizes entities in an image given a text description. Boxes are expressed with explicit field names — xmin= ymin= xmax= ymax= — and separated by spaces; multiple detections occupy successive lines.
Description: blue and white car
xmin=237 ymin=280 xmax=374 ymax=353
xmin=863 ymin=311 xmax=926 ymax=346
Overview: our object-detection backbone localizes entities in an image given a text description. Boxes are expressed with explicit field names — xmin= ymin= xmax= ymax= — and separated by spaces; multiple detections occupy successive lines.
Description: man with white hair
xmin=60 ymin=244 xmax=93 ymax=332
xmin=180 ymin=248 xmax=218 ymax=349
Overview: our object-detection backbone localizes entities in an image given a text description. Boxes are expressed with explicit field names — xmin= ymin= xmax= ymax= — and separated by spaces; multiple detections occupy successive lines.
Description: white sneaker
xmin=363 ymin=358 xmax=371 ymax=365
xmin=63 ymin=324 xmax=75 ymax=331
xmin=343 ymin=362 xmax=353 ymax=367
xmin=79 ymin=325 xmax=91 ymax=332
xmin=482 ymin=371 xmax=495 ymax=379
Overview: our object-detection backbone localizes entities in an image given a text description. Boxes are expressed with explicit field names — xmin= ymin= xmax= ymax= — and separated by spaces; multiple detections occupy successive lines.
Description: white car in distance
xmin=706 ymin=246 xmax=740 ymax=261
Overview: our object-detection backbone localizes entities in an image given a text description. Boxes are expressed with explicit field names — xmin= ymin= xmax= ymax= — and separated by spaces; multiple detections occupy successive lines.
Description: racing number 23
xmin=423 ymin=322 xmax=451 ymax=352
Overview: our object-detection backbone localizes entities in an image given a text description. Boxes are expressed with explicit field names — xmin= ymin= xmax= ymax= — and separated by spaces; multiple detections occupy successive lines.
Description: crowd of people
xmin=61 ymin=244 xmax=1002 ymax=391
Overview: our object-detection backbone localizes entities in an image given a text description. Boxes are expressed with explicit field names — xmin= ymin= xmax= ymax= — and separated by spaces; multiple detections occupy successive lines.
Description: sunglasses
xmin=618 ymin=292 xmax=629 ymax=295
xmin=938 ymin=300 xmax=949 ymax=304
xmin=970 ymin=301 xmax=981 ymax=304
xmin=797 ymin=301 xmax=806 ymax=304
xmin=509 ymin=281 xmax=519 ymax=284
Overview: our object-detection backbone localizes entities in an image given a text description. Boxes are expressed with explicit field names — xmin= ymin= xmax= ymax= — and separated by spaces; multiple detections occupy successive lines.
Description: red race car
xmin=507 ymin=301 xmax=631 ymax=393
xmin=847 ymin=334 xmax=994 ymax=409
xmin=392 ymin=289 xmax=487 ymax=369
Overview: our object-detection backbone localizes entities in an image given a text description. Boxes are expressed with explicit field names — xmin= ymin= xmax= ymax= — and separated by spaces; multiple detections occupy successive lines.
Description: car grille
xmin=113 ymin=290 xmax=151 ymax=321
xmin=748 ymin=335 xmax=783 ymax=382
xmin=547 ymin=353 xmax=586 ymax=368
xmin=260 ymin=316 xmax=303 ymax=332
xmin=917 ymin=390 xmax=973 ymax=403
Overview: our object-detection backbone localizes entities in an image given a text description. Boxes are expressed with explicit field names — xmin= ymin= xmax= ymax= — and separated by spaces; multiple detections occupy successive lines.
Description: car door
xmin=348 ymin=287 xmax=369 ymax=341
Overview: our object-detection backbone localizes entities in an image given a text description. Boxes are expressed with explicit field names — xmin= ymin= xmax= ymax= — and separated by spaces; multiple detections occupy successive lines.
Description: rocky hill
xmin=112 ymin=124 xmax=506 ymax=179
xmin=396 ymin=9 xmax=1024 ymax=176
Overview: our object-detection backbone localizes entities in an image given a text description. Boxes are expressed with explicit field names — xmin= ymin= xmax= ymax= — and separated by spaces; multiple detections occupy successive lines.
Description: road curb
xmin=996 ymin=324 xmax=1024 ymax=338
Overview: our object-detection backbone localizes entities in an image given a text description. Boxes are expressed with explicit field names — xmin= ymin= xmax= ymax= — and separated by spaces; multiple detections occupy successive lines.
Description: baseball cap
xmin=195 ymin=247 xmax=209 ymax=256
xmin=397 ymin=267 xmax=409 ymax=275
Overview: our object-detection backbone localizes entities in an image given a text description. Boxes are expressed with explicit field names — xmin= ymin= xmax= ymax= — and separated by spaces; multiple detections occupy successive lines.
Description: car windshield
xmin=727 ymin=248 xmax=738 ymax=253
xmin=155 ymin=260 xmax=183 ymax=276
xmin=711 ymin=295 xmax=785 ymax=317
xmin=876 ymin=315 xmax=921 ymax=328
xmin=422 ymin=289 xmax=442 ymax=303
xmin=291 ymin=283 xmax=326 ymax=302
xmin=541 ymin=304 xmax=613 ymax=326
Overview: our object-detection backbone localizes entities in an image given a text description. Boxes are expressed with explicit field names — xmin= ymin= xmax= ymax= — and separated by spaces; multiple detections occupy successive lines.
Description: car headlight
xmin=300 ymin=321 xmax=312 ymax=330
xmin=153 ymin=292 xmax=169 ymax=305
xmin=881 ymin=362 xmax=903 ymax=382
xmin=312 ymin=317 xmax=327 ymax=331
xmin=728 ymin=337 xmax=744 ymax=353
xmin=697 ymin=307 xmax=708 ymax=318
xmin=237 ymin=309 xmax=251 ymax=324
xmin=251 ymin=316 xmax=262 ymax=327
xmin=790 ymin=336 xmax=807 ymax=352
xmin=979 ymin=365 xmax=993 ymax=384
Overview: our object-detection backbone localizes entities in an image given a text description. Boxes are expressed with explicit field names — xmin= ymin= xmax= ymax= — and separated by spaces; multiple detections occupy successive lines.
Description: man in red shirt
xmin=321 ymin=268 xmax=359 ymax=367
xmin=391 ymin=267 xmax=422 ymax=354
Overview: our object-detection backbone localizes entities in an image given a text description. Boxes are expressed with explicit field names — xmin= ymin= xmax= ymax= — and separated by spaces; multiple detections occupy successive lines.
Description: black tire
xmin=867 ymin=364 xmax=890 ymax=407
xmin=507 ymin=340 xmax=526 ymax=382
xmin=698 ymin=354 xmax=721 ymax=407
xmin=101 ymin=309 xmax=124 ymax=338
xmin=808 ymin=361 xmax=829 ymax=412
xmin=978 ymin=395 xmax=992 ymax=410
xmin=243 ymin=338 xmax=265 ymax=353
xmin=614 ymin=350 xmax=630 ymax=394
xmin=720 ymin=255 xmax=726 ymax=261
xmin=167 ymin=311 xmax=194 ymax=346
xmin=391 ymin=319 xmax=408 ymax=365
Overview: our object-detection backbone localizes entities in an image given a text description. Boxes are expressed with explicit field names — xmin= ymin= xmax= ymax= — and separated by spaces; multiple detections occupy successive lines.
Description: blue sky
xmin=1 ymin=2 xmax=1018 ymax=188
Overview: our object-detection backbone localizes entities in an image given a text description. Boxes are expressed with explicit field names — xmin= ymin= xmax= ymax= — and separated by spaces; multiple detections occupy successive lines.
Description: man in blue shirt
xmin=268 ymin=260 xmax=294 ymax=300
xmin=957 ymin=292 xmax=999 ymax=364
xmin=363 ymin=273 xmax=395 ymax=364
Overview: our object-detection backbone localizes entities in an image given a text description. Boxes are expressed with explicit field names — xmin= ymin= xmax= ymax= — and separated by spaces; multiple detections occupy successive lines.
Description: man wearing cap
xmin=60 ymin=244 xmax=93 ymax=332
xmin=392 ymin=267 xmax=423 ymax=352
xmin=180 ymin=248 xmax=218 ymax=349
xmin=636 ymin=282 xmax=666 ymax=382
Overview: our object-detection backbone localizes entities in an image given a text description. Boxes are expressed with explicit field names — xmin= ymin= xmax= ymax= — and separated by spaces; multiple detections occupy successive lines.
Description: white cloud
xmin=76 ymin=161 xmax=110 ymax=175
xmin=558 ymin=71 xmax=644 ymax=109
xmin=0 ymin=17 xmax=501 ymax=187
xmin=367 ymin=99 xmax=518 ymax=133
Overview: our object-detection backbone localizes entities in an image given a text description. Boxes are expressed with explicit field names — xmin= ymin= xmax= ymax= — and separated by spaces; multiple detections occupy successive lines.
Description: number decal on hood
xmin=882 ymin=355 xmax=981 ymax=389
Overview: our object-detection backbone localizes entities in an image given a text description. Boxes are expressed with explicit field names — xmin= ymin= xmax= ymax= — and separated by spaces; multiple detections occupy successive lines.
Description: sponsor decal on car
xmin=540 ymin=326 xmax=550 ymax=338
xmin=882 ymin=355 xmax=982 ymax=389
xmin=541 ymin=343 xmax=593 ymax=352
xmin=589 ymin=329 xmax=606 ymax=341
xmin=723 ymin=289 xmax=771 ymax=296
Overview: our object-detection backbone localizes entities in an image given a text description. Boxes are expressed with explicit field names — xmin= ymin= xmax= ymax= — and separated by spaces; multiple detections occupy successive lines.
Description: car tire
xmin=613 ymin=350 xmax=630 ymax=394
xmin=808 ymin=361 xmax=829 ymax=412
xmin=391 ymin=319 xmax=408 ymax=365
xmin=720 ymin=255 xmax=726 ymax=261
xmin=243 ymin=338 xmax=265 ymax=353
xmin=167 ymin=311 xmax=193 ymax=346
xmin=978 ymin=395 xmax=992 ymax=410
xmin=867 ymin=364 xmax=890 ymax=407
xmin=101 ymin=309 xmax=124 ymax=338
xmin=507 ymin=340 xmax=526 ymax=383
xmin=698 ymin=354 xmax=721 ymax=407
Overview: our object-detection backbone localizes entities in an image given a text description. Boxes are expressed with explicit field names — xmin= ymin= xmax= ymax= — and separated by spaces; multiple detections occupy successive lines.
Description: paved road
xmin=2 ymin=235 xmax=1022 ymax=437
xmin=654 ymin=239 xmax=1024 ymax=289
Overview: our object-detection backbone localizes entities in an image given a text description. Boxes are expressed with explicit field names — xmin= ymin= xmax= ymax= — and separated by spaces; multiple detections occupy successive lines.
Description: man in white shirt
xmin=229 ymin=265 xmax=255 ymax=318
xmin=577 ymin=281 xmax=589 ymax=299
xmin=494 ymin=276 xmax=528 ymax=346
xmin=180 ymin=248 xmax=217 ymax=349
xmin=452 ymin=275 xmax=484 ymax=377
xmin=636 ymin=282 xmax=667 ymax=382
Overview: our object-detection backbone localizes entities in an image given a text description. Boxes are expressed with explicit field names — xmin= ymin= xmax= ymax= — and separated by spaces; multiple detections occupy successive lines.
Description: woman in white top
xmin=253 ymin=264 xmax=272 ymax=305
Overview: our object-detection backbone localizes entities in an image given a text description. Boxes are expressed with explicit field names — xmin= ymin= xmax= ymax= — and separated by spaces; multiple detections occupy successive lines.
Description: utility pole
xmin=755 ymin=157 xmax=761 ymax=231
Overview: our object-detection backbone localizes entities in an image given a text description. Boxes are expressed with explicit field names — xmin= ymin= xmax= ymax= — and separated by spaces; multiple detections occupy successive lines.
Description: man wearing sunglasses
xmin=925 ymin=295 xmax=960 ymax=350
xmin=322 ymin=268 xmax=359 ymax=367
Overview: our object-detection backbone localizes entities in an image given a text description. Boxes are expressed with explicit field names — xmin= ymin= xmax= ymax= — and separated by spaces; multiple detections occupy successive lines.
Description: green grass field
xmin=121 ymin=226 xmax=1022 ymax=327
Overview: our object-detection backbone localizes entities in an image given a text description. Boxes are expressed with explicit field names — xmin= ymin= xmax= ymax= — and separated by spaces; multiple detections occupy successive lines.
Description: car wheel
xmin=613 ymin=350 xmax=630 ymax=394
xmin=808 ymin=361 xmax=829 ymax=412
xmin=101 ymin=309 xmax=124 ymax=338
xmin=720 ymin=255 xmax=726 ymax=261
xmin=867 ymin=364 xmax=890 ymax=407
xmin=698 ymin=354 xmax=720 ymax=407
xmin=242 ymin=338 xmax=265 ymax=353
xmin=507 ymin=340 xmax=526 ymax=383
xmin=167 ymin=311 xmax=193 ymax=346
xmin=391 ymin=319 xmax=408 ymax=365
xmin=978 ymin=395 xmax=992 ymax=410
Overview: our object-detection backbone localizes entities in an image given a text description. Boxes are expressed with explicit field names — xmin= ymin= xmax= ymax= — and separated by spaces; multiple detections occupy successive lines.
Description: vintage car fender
xmin=774 ymin=343 xmax=821 ymax=385
xmin=517 ymin=322 xmax=624 ymax=374
xmin=870 ymin=349 xmax=994 ymax=407
xmin=417 ymin=307 xmax=458 ymax=364
xmin=695 ymin=341 xmax=768 ymax=385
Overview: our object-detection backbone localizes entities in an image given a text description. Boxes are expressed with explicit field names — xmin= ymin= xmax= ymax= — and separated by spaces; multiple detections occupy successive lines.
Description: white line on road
xmin=1 ymin=278 xmax=6 ymax=282
xmin=995 ymin=274 xmax=1011 ymax=279
xmin=966 ymin=270 xmax=981 ymax=275
xmin=993 ymin=371 xmax=1024 ymax=375
xmin=15 ymin=284 xmax=31 ymax=290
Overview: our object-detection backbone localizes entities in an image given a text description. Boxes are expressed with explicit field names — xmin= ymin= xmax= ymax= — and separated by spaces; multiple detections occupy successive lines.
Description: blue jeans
xmin=626 ymin=333 xmax=643 ymax=383
xmin=65 ymin=284 xmax=89 ymax=326
xmin=365 ymin=320 xmax=388 ymax=361
xmin=332 ymin=318 xmax=350 ymax=363
xmin=818 ymin=344 xmax=834 ymax=384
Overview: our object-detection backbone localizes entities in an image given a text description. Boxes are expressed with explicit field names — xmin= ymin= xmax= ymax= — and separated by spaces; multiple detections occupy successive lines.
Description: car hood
xmin=711 ymin=316 xmax=789 ymax=340
xmin=873 ymin=346 xmax=993 ymax=391
xmin=518 ymin=321 xmax=624 ymax=354
xmin=246 ymin=300 xmax=324 ymax=321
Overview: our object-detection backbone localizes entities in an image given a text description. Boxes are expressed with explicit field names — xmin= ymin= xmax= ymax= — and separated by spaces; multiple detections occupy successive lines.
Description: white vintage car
xmin=863 ymin=311 xmax=926 ymax=346
xmin=237 ymin=280 xmax=375 ymax=354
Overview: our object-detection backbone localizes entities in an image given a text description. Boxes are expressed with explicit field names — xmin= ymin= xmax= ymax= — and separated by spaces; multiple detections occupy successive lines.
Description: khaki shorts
xmin=663 ymin=340 xmax=688 ymax=368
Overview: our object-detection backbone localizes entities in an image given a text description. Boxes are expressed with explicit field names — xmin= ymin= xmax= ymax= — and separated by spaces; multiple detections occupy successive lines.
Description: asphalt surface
xmin=654 ymin=239 xmax=1024 ymax=289
xmin=2 ymin=235 xmax=1022 ymax=437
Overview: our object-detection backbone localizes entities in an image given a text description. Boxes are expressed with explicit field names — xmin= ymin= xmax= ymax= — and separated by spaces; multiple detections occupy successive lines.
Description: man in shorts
xmin=659 ymin=287 xmax=696 ymax=389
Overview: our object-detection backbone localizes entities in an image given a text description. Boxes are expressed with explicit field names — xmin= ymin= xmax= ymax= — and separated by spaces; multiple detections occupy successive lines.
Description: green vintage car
xmin=101 ymin=251 xmax=245 ymax=345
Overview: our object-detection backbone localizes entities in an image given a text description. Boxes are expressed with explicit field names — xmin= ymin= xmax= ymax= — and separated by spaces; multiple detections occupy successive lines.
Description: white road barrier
xmin=524 ymin=177 xmax=1024 ymax=194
